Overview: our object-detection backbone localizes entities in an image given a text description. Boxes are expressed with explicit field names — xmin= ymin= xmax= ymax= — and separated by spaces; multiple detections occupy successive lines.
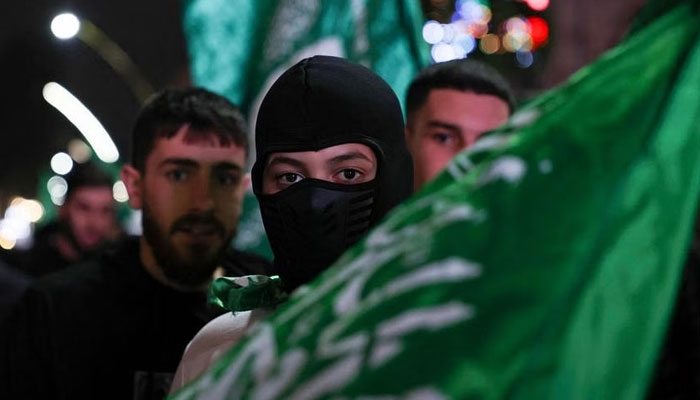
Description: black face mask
xmin=257 ymin=179 xmax=375 ymax=292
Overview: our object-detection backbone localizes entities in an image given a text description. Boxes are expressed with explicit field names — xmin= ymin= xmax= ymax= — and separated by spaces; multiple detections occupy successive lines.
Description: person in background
xmin=405 ymin=59 xmax=516 ymax=190
xmin=170 ymin=56 xmax=414 ymax=392
xmin=0 ymin=87 xmax=274 ymax=400
xmin=20 ymin=162 xmax=119 ymax=277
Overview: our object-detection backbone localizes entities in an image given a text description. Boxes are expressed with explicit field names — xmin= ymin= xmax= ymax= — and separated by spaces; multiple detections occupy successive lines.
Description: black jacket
xmin=0 ymin=237 xmax=273 ymax=400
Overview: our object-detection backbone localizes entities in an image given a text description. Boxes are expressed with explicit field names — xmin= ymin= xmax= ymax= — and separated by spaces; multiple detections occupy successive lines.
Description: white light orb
xmin=51 ymin=13 xmax=81 ymax=40
xmin=47 ymin=176 xmax=68 ymax=199
xmin=51 ymin=152 xmax=74 ymax=175
xmin=113 ymin=181 xmax=129 ymax=203
xmin=422 ymin=21 xmax=445 ymax=45
xmin=431 ymin=43 xmax=458 ymax=63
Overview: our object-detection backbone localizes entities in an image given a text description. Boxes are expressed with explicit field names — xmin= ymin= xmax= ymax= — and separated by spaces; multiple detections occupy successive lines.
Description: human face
xmin=406 ymin=89 xmax=510 ymax=189
xmin=61 ymin=186 xmax=116 ymax=250
xmin=261 ymin=143 xmax=377 ymax=195
xmin=122 ymin=125 xmax=248 ymax=288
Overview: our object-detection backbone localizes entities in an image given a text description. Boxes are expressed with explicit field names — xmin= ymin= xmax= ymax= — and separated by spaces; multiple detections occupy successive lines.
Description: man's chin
xmin=172 ymin=244 xmax=218 ymax=266
xmin=160 ymin=249 xmax=220 ymax=288
xmin=75 ymin=234 xmax=104 ymax=251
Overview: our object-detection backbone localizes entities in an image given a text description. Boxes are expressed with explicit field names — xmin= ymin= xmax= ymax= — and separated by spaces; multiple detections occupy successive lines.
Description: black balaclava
xmin=252 ymin=56 xmax=413 ymax=292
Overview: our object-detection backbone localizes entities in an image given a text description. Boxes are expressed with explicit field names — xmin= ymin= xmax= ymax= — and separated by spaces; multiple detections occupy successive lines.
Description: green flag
xmin=173 ymin=0 xmax=700 ymax=398
xmin=184 ymin=0 xmax=430 ymax=259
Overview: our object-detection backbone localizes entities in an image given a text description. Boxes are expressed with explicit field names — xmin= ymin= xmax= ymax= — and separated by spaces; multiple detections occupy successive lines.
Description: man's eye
xmin=431 ymin=132 xmax=453 ymax=144
xmin=280 ymin=173 xmax=303 ymax=184
xmin=341 ymin=169 xmax=359 ymax=180
xmin=217 ymin=172 xmax=240 ymax=186
xmin=335 ymin=168 xmax=364 ymax=183
xmin=167 ymin=170 xmax=188 ymax=182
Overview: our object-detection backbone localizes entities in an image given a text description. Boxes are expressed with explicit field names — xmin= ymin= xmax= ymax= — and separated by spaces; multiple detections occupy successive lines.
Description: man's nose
xmin=190 ymin=177 xmax=215 ymax=211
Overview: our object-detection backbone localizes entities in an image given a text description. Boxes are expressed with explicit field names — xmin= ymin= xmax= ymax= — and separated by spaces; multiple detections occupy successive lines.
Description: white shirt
xmin=169 ymin=308 xmax=270 ymax=393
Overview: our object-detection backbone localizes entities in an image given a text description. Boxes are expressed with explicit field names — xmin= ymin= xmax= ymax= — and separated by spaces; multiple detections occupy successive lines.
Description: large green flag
xmin=184 ymin=0 xmax=430 ymax=259
xmin=173 ymin=0 xmax=700 ymax=398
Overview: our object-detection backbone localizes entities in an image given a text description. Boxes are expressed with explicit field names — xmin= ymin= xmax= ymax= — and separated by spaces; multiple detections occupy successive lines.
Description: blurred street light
xmin=51 ymin=13 xmax=81 ymax=40
xmin=50 ymin=12 xmax=154 ymax=104
xmin=43 ymin=82 xmax=120 ymax=163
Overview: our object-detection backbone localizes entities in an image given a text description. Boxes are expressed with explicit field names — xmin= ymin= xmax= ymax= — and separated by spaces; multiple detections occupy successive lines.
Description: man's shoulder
xmin=31 ymin=259 xmax=109 ymax=295
xmin=222 ymin=248 xmax=276 ymax=277
xmin=30 ymin=237 xmax=141 ymax=299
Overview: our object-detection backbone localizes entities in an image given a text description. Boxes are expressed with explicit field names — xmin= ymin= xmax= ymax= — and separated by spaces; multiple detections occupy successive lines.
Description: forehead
xmin=67 ymin=186 xmax=113 ymax=205
xmin=419 ymin=88 xmax=510 ymax=130
xmin=265 ymin=143 xmax=376 ymax=168
xmin=147 ymin=126 xmax=246 ymax=168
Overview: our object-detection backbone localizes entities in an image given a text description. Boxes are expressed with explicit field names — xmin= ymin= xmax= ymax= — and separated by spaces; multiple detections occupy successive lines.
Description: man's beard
xmin=142 ymin=203 xmax=235 ymax=289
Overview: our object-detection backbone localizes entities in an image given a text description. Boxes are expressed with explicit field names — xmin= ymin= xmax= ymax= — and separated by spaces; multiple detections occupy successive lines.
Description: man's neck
xmin=139 ymin=237 xmax=219 ymax=293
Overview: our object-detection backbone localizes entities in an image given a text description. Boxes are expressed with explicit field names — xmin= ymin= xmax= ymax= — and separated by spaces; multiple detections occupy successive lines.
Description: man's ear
xmin=120 ymin=165 xmax=143 ymax=210
xmin=241 ymin=173 xmax=251 ymax=191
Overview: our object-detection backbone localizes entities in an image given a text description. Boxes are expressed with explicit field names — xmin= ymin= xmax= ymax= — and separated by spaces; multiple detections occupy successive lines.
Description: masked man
xmin=170 ymin=56 xmax=413 ymax=391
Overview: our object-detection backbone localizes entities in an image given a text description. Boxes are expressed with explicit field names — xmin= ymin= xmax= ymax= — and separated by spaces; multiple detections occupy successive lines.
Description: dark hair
xmin=405 ymin=59 xmax=516 ymax=121
xmin=64 ymin=162 xmax=115 ymax=200
xmin=130 ymin=87 xmax=249 ymax=171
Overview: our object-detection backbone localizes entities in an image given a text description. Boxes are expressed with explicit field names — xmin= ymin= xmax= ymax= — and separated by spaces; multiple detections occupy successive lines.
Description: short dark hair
xmin=130 ymin=87 xmax=249 ymax=172
xmin=405 ymin=59 xmax=516 ymax=121
xmin=64 ymin=162 xmax=115 ymax=201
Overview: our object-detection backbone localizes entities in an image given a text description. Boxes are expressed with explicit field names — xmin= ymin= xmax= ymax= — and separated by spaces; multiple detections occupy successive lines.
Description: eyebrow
xmin=426 ymin=120 xmax=460 ymax=132
xmin=159 ymin=158 xmax=243 ymax=172
xmin=327 ymin=151 xmax=374 ymax=165
xmin=266 ymin=156 xmax=306 ymax=169
xmin=159 ymin=158 xmax=199 ymax=169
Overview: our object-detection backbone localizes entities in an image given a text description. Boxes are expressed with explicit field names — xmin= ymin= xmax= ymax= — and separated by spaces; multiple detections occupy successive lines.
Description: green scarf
xmin=208 ymin=275 xmax=288 ymax=313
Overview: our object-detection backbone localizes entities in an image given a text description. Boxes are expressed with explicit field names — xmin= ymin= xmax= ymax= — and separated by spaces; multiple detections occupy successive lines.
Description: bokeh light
xmin=51 ymin=13 xmax=81 ymax=40
xmin=516 ymin=51 xmax=534 ymax=68
xmin=113 ymin=180 xmax=129 ymax=203
xmin=504 ymin=17 xmax=528 ymax=34
xmin=502 ymin=18 xmax=533 ymax=53
xmin=454 ymin=34 xmax=476 ymax=55
xmin=425 ymin=0 xmax=494 ymax=62
xmin=442 ymin=23 xmax=457 ymax=43
xmin=0 ymin=236 xmax=15 ymax=250
xmin=527 ymin=16 xmax=550 ymax=49
xmin=469 ymin=21 xmax=489 ymax=38
xmin=422 ymin=21 xmax=445 ymax=44
xmin=51 ymin=152 xmax=74 ymax=175
xmin=9 ymin=196 xmax=24 ymax=207
xmin=525 ymin=0 xmax=550 ymax=11
xmin=0 ymin=203 xmax=34 ymax=249
xmin=68 ymin=139 xmax=92 ymax=163
xmin=21 ymin=199 xmax=45 ymax=223
xmin=480 ymin=33 xmax=501 ymax=54
xmin=47 ymin=175 xmax=68 ymax=205
xmin=459 ymin=1 xmax=485 ymax=22
xmin=423 ymin=0 xmax=549 ymax=61
xmin=431 ymin=43 xmax=458 ymax=62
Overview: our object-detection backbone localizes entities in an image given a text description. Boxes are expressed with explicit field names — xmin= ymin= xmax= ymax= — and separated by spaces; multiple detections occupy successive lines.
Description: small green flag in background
xmin=183 ymin=0 xmax=431 ymax=259
xmin=173 ymin=0 xmax=700 ymax=399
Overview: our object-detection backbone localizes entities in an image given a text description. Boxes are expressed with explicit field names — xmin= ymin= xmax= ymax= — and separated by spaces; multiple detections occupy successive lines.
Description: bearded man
xmin=0 ymin=88 xmax=273 ymax=400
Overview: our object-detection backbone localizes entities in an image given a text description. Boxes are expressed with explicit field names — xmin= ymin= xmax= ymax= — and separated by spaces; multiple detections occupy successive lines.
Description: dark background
xmin=2 ymin=0 xmax=189 ymax=205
